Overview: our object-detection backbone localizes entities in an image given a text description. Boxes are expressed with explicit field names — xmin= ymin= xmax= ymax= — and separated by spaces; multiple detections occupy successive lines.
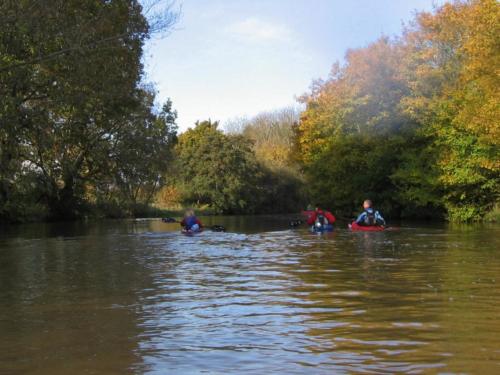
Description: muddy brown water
xmin=1 ymin=217 xmax=499 ymax=374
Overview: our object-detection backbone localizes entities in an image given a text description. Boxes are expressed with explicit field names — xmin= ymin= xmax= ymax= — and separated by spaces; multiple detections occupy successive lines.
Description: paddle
xmin=289 ymin=219 xmax=303 ymax=228
xmin=161 ymin=218 xmax=226 ymax=232
xmin=161 ymin=217 xmax=177 ymax=223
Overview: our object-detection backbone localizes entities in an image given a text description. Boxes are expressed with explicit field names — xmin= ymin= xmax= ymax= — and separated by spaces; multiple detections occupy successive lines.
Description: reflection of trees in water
xmin=0 ymin=224 xmax=161 ymax=374
xmin=197 ymin=215 xmax=297 ymax=234
xmin=427 ymin=227 xmax=500 ymax=373
xmin=2 ymin=221 xmax=499 ymax=373
xmin=282 ymin=230 xmax=461 ymax=372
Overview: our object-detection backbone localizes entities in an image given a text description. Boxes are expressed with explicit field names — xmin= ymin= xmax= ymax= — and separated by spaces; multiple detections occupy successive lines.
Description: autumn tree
xmin=297 ymin=38 xmax=418 ymax=216
xmin=401 ymin=0 xmax=499 ymax=220
xmin=296 ymin=0 xmax=498 ymax=221
xmin=225 ymin=107 xmax=306 ymax=213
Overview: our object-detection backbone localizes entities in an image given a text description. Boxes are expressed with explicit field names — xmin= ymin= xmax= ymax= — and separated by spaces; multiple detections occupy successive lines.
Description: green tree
xmin=109 ymin=95 xmax=178 ymax=209
xmin=175 ymin=120 xmax=262 ymax=213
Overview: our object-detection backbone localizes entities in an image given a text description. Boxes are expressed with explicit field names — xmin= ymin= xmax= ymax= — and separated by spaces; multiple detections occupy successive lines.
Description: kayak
xmin=181 ymin=228 xmax=203 ymax=236
xmin=161 ymin=217 xmax=177 ymax=223
xmin=210 ymin=225 xmax=226 ymax=232
xmin=310 ymin=224 xmax=334 ymax=233
xmin=349 ymin=222 xmax=385 ymax=232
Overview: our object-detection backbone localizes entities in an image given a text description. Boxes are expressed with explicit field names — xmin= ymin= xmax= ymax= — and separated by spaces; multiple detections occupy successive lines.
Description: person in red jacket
xmin=306 ymin=206 xmax=336 ymax=227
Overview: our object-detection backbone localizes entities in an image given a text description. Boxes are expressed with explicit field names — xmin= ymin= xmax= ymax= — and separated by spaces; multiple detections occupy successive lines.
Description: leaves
xmin=296 ymin=0 xmax=499 ymax=221
xmin=174 ymin=121 xmax=262 ymax=214
xmin=0 ymin=1 xmax=178 ymax=221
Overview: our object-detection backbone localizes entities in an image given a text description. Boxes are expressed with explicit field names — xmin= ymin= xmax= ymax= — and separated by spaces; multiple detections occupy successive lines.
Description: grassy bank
xmin=483 ymin=205 xmax=500 ymax=223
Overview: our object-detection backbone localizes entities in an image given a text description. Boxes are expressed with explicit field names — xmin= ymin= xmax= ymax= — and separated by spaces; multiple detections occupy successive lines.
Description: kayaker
xmin=180 ymin=209 xmax=203 ymax=231
xmin=355 ymin=200 xmax=386 ymax=226
xmin=307 ymin=206 xmax=336 ymax=227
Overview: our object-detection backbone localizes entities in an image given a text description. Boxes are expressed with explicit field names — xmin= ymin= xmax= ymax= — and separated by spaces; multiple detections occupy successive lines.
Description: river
xmin=1 ymin=217 xmax=499 ymax=374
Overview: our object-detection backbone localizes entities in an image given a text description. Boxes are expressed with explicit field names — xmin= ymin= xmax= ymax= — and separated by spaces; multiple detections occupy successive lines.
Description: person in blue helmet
xmin=355 ymin=199 xmax=386 ymax=226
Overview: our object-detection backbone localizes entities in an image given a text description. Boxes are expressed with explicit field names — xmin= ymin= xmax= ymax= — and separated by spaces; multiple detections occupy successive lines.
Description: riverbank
xmin=0 ymin=203 xmax=219 ymax=225
xmin=2 ymin=201 xmax=498 ymax=225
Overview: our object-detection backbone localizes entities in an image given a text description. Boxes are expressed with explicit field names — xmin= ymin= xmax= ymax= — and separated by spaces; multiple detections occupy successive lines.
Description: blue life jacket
xmin=363 ymin=208 xmax=376 ymax=226
xmin=315 ymin=214 xmax=328 ymax=227
xmin=185 ymin=216 xmax=198 ymax=229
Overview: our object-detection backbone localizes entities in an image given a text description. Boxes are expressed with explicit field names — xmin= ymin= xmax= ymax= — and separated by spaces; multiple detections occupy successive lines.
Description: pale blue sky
xmin=144 ymin=0 xmax=442 ymax=131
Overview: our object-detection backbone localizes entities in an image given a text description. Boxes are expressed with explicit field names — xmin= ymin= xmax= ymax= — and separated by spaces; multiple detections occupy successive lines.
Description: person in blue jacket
xmin=355 ymin=200 xmax=386 ymax=226
xmin=180 ymin=209 xmax=203 ymax=232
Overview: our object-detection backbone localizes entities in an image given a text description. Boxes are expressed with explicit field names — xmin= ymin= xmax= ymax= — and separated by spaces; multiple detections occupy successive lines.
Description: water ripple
xmin=1 ymin=222 xmax=499 ymax=374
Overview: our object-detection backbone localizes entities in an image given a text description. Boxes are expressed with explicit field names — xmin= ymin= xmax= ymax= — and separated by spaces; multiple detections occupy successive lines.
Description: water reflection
xmin=0 ymin=219 xmax=499 ymax=374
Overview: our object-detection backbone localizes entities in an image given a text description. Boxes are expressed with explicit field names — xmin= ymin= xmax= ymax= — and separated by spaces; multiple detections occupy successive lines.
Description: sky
xmin=143 ymin=0 xmax=443 ymax=131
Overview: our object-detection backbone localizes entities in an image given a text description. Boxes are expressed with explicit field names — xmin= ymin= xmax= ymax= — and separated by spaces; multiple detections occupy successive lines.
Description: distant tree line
xmin=171 ymin=0 xmax=498 ymax=222
xmin=168 ymin=112 xmax=305 ymax=214
xmin=1 ymin=0 xmax=497 ymax=222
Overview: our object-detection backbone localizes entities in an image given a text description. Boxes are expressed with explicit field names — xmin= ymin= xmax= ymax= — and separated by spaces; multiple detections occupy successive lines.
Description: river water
xmin=0 ymin=217 xmax=499 ymax=374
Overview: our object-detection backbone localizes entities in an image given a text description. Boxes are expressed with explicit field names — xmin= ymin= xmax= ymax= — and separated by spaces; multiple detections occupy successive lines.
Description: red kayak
xmin=349 ymin=222 xmax=385 ymax=232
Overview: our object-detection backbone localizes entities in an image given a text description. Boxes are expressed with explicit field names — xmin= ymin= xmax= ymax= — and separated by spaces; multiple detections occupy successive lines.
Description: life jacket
xmin=315 ymin=212 xmax=329 ymax=227
xmin=363 ymin=208 xmax=377 ymax=226
xmin=185 ymin=216 xmax=198 ymax=229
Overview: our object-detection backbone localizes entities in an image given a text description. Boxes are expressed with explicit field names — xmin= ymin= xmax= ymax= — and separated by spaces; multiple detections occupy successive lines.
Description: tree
xmin=224 ymin=107 xmax=306 ymax=213
xmin=0 ymin=0 xmax=179 ymax=220
xmin=402 ymin=0 xmax=500 ymax=220
xmin=240 ymin=107 xmax=301 ymax=168
xmin=297 ymin=38 xmax=418 ymax=217
xmin=296 ymin=0 xmax=499 ymax=221
xmin=175 ymin=120 xmax=262 ymax=213
xmin=107 ymin=94 xmax=178 ymax=209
